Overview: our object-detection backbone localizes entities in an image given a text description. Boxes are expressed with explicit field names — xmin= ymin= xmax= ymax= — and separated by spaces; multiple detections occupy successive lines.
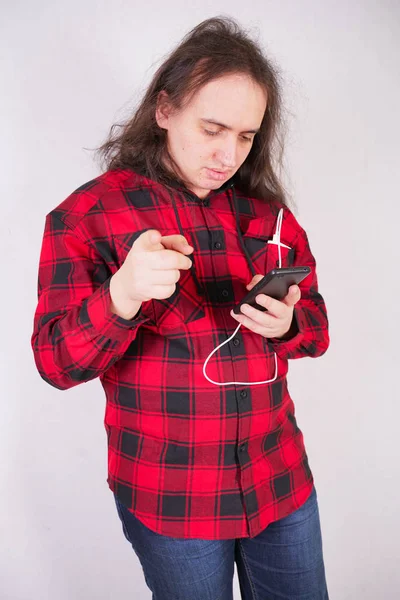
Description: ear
xmin=155 ymin=90 xmax=173 ymax=130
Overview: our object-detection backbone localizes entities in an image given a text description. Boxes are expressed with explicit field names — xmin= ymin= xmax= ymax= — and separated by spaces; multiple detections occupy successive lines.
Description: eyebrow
xmin=200 ymin=118 xmax=260 ymax=134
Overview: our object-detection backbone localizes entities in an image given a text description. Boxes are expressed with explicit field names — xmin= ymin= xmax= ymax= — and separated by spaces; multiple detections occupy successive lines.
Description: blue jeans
xmin=114 ymin=485 xmax=329 ymax=599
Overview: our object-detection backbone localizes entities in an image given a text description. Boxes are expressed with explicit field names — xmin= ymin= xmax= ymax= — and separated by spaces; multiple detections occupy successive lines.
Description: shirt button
xmin=232 ymin=338 xmax=240 ymax=347
xmin=240 ymin=390 xmax=247 ymax=399
xmin=222 ymin=289 xmax=229 ymax=298
xmin=239 ymin=443 xmax=247 ymax=452
xmin=214 ymin=242 xmax=222 ymax=250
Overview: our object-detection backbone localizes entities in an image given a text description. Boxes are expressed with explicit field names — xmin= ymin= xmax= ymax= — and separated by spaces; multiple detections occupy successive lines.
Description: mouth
xmin=205 ymin=168 xmax=230 ymax=181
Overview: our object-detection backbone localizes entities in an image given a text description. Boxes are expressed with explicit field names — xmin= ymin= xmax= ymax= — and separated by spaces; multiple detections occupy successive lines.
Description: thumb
xmin=134 ymin=229 xmax=162 ymax=251
xmin=284 ymin=285 xmax=301 ymax=306
xmin=246 ymin=274 xmax=264 ymax=290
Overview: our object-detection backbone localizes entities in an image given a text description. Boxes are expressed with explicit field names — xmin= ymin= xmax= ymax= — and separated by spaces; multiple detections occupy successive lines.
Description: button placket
xmin=211 ymin=230 xmax=225 ymax=252
xmin=237 ymin=387 xmax=249 ymax=415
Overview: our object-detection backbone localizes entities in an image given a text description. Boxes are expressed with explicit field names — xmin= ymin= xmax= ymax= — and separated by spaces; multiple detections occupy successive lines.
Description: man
xmin=32 ymin=16 xmax=330 ymax=599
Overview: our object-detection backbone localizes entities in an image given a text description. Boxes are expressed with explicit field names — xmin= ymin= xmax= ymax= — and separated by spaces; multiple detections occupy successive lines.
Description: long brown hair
xmin=94 ymin=16 xmax=290 ymax=207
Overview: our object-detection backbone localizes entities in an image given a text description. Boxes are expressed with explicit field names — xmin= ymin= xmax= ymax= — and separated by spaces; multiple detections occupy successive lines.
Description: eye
xmin=204 ymin=129 xmax=219 ymax=136
xmin=203 ymin=129 xmax=254 ymax=145
xmin=204 ymin=129 xmax=253 ymax=143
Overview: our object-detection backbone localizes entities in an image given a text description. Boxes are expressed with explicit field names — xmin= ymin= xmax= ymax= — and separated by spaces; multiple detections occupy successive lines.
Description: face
xmin=155 ymin=73 xmax=267 ymax=199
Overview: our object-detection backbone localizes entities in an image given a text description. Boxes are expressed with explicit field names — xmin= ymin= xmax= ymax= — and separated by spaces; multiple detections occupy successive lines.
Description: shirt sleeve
xmin=269 ymin=210 xmax=330 ymax=360
xmin=31 ymin=213 xmax=154 ymax=390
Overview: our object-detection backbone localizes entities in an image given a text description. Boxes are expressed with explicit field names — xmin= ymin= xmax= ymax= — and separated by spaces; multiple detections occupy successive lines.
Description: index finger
xmin=160 ymin=235 xmax=193 ymax=254
xmin=253 ymin=294 xmax=286 ymax=317
xmin=150 ymin=248 xmax=193 ymax=271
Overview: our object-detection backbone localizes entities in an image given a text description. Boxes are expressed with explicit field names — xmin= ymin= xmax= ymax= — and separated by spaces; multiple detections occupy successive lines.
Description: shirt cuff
xmin=83 ymin=277 xmax=154 ymax=342
xmin=269 ymin=307 xmax=306 ymax=354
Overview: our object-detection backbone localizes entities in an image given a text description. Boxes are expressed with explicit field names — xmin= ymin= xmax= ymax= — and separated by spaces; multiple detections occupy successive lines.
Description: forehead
xmin=186 ymin=73 xmax=267 ymax=126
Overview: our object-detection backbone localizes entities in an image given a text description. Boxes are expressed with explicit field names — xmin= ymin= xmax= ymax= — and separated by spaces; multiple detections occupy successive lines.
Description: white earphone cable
xmin=202 ymin=209 xmax=285 ymax=386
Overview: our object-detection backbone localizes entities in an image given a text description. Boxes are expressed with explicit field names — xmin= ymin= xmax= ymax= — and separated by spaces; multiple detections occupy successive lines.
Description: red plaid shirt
xmin=31 ymin=168 xmax=329 ymax=539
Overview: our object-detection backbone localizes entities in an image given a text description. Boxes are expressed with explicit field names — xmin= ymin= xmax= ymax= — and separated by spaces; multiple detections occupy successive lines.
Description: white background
xmin=1 ymin=1 xmax=399 ymax=598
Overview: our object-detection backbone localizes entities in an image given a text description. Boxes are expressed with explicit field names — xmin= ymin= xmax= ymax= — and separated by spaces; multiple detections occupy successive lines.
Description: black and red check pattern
xmin=31 ymin=168 xmax=329 ymax=539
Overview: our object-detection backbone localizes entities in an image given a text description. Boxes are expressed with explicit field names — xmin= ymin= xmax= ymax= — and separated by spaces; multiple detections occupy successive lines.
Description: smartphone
xmin=232 ymin=267 xmax=311 ymax=315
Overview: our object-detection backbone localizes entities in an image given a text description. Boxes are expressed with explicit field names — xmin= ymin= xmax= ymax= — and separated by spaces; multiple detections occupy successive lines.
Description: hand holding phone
xmin=232 ymin=267 xmax=311 ymax=315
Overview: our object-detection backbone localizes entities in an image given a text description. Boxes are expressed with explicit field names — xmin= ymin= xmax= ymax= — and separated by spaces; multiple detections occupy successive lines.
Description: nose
xmin=214 ymin=138 xmax=237 ymax=169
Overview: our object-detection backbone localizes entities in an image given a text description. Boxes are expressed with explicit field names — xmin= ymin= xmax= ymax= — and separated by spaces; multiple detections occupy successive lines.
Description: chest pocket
xmin=113 ymin=232 xmax=206 ymax=332
xmin=242 ymin=217 xmax=296 ymax=275
xmin=151 ymin=268 xmax=206 ymax=330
